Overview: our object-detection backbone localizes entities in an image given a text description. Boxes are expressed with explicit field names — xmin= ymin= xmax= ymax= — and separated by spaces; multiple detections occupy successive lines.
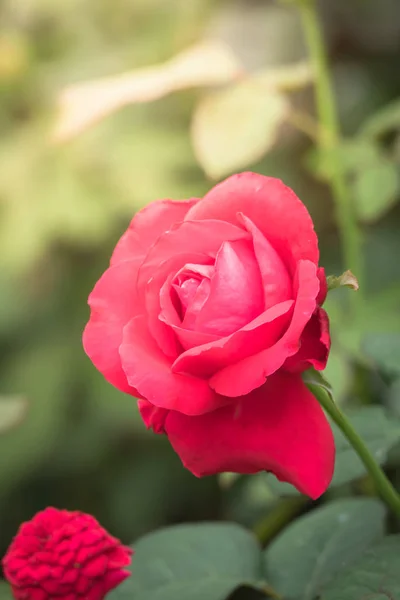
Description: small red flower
xmin=2 ymin=507 xmax=133 ymax=600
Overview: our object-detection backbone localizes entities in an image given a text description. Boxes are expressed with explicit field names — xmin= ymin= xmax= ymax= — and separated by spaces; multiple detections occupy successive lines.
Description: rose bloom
xmin=83 ymin=172 xmax=334 ymax=498
xmin=2 ymin=507 xmax=132 ymax=600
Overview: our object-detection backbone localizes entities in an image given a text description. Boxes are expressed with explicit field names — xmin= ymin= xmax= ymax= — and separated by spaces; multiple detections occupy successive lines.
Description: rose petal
xmin=173 ymin=263 xmax=214 ymax=316
xmin=137 ymin=400 xmax=168 ymax=434
xmin=316 ymin=267 xmax=328 ymax=305
xmin=138 ymin=219 xmax=249 ymax=292
xmin=209 ymin=259 xmax=319 ymax=396
xmin=170 ymin=323 xmax=220 ymax=352
xmin=194 ymin=239 xmax=264 ymax=337
xmin=160 ymin=275 xmax=220 ymax=351
xmin=238 ymin=213 xmax=292 ymax=308
xmin=284 ymin=307 xmax=330 ymax=373
xmin=145 ymin=252 xmax=213 ymax=357
xmin=139 ymin=220 xmax=249 ymax=356
xmin=164 ymin=372 xmax=335 ymax=499
xmin=159 ymin=270 xmax=218 ymax=346
xmin=185 ymin=172 xmax=319 ymax=274
xmin=172 ymin=300 xmax=293 ymax=377
xmin=120 ymin=316 xmax=227 ymax=415
xmin=111 ymin=198 xmax=198 ymax=266
xmin=83 ymin=260 xmax=141 ymax=395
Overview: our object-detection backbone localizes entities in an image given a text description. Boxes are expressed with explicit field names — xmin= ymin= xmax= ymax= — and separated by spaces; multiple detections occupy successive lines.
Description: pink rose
xmin=83 ymin=172 xmax=334 ymax=499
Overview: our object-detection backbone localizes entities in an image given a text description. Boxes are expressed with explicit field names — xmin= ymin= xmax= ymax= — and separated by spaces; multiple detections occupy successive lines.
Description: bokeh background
xmin=1 ymin=0 xmax=400 ymax=558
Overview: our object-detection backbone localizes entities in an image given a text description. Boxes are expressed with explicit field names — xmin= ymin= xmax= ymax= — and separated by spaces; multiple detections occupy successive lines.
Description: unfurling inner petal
xmin=193 ymin=239 xmax=264 ymax=337
xmin=171 ymin=263 xmax=214 ymax=327
xmin=238 ymin=213 xmax=292 ymax=309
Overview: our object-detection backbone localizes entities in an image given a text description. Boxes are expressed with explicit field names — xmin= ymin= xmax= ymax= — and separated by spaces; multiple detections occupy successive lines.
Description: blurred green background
xmin=1 ymin=0 xmax=400 ymax=557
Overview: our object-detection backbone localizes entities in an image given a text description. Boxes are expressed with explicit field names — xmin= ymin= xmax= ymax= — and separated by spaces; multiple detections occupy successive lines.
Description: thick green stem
xmin=298 ymin=0 xmax=364 ymax=304
xmin=312 ymin=385 xmax=400 ymax=517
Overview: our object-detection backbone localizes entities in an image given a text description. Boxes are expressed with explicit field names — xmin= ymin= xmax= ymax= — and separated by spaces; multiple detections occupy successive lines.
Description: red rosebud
xmin=2 ymin=507 xmax=133 ymax=600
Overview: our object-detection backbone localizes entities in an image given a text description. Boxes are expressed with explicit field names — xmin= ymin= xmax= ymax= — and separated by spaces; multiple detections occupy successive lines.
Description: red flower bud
xmin=2 ymin=507 xmax=133 ymax=600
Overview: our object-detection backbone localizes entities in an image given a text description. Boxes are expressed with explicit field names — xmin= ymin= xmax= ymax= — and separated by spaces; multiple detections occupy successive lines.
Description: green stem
xmin=254 ymin=496 xmax=308 ymax=544
xmin=312 ymin=385 xmax=400 ymax=517
xmin=298 ymin=0 xmax=364 ymax=304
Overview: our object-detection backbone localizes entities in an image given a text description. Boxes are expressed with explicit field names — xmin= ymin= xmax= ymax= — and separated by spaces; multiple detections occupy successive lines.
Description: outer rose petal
xmin=316 ymin=267 xmax=328 ymax=305
xmin=164 ymin=372 xmax=335 ymax=499
xmin=209 ymin=259 xmax=319 ymax=396
xmin=284 ymin=307 xmax=330 ymax=373
xmin=111 ymin=198 xmax=198 ymax=266
xmin=120 ymin=316 xmax=228 ymax=415
xmin=185 ymin=172 xmax=319 ymax=274
xmin=138 ymin=400 xmax=168 ymax=434
xmin=83 ymin=261 xmax=141 ymax=395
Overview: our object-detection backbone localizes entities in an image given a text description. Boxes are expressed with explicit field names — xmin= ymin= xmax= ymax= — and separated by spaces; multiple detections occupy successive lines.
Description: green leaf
xmin=361 ymin=98 xmax=400 ymax=137
xmin=327 ymin=270 xmax=359 ymax=291
xmin=109 ymin=523 xmax=264 ymax=600
xmin=321 ymin=535 xmax=400 ymax=600
xmin=0 ymin=337 xmax=76 ymax=494
xmin=264 ymin=498 xmax=386 ymax=600
xmin=362 ymin=332 xmax=400 ymax=378
xmin=353 ymin=161 xmax=400 ymax=222
xmin=192 ymin=81 xmax=289 ymax=179
xmin=324 ymin=290 xmax=400 ymax=362
xmin=0 ymin=395 xmax=28 ymax=434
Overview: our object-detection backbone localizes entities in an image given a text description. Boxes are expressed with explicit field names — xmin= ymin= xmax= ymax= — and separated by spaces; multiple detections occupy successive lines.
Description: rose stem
xmin=312 ymin=384 xmax=400 ymax=517
xmin=254 ymin=496 xmax=308 ymax=544
xmin=296 ymin=0 xmax=364 ymax=309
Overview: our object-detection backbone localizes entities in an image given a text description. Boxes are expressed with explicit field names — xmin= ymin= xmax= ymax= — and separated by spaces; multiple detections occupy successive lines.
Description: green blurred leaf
xmin=52 ymin=40 xmax=241 ymax=143
xmin=306 ymin=139 xmax=381 ymax=182
xmin=0 ymin=582 xmax=13 ymax=599
xmin=321 ymin=536 xmax=400 ymax=600
xmin=388 ymin=378 xmax=400 ymax=419
xmin=361 ymin=98 xmax=400 ymax=138
xmin=362 ymin=333 xmax=400 ymax=378
xmin=353 ymin=161 xmax=400 ymax=222
xmin=0 ymin=337 xmax=75 ymax=496
xmin=331 ymin=406 xmax=400 ymax=488
xmin=323 ymin=345 xmax=352 ymax=404
xmin=254 ymin=61 xmax=313 ymax=93
xmin=264 ymin=498 xmax=386 ymax=600
xmin=192 ymin=81 xmax=289 ymax=179
xmin=324 ymin=290 xmax=400 ymax=361
xmin=109 ymin=523 xmax=264 ymax=600
xmin=0 ymin=396 xmax=28 ymax=434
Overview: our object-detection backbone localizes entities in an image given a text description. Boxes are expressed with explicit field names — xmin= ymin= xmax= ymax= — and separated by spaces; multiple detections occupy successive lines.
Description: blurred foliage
xmin=1 ymin=0 xmax=400 ymax=588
